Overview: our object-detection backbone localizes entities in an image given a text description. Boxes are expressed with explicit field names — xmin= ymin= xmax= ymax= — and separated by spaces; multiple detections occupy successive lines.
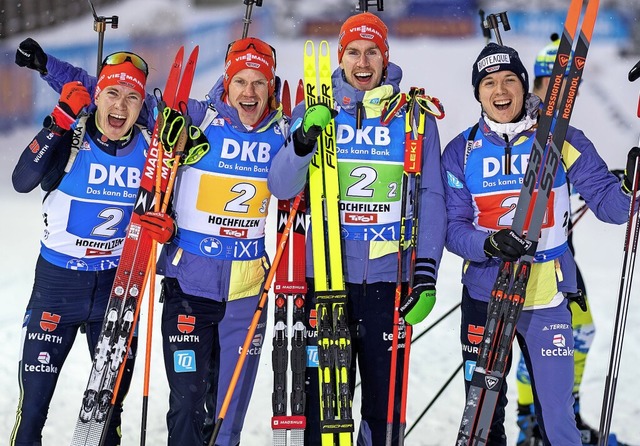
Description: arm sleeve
xmin=416 ymin=114 xmax=446 ymax=280
xmin=12 ymin=129 xmax=71 ymax=193
xmin=267 ymin=104 xmax=315 ymax=199
xmin=43 ymin=55 xmax=97 ymax=96
xmin=441 ymin=133 xmax=490 ymax=262
xmin=565 ymin=127 xmax=633 ymax=225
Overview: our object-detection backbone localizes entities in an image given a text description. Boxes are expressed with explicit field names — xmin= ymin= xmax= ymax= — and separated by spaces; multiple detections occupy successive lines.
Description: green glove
xmin=400 ymin=258 xmax=437 ymax=325
xmin=293 ymin=103 xmax=336 ymax=156
xmin=400 ymin=284 xmax=436 ymax=325
xmin=303 ymin=103 xmax=334 ymax=134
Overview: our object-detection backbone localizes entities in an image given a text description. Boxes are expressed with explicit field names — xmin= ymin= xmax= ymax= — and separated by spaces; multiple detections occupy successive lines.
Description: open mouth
xmin=108 ymin=113 xmax=127 ymax=128
xmin=354 ymin=72 xmax=373 ymax=84
xmin=239 ymin=101 xmax=258 ymax=113
xmin=493 ymin=99 xmax=512 ymax=111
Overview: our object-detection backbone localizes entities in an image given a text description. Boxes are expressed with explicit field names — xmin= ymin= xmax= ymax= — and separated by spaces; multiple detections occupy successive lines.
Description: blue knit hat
xmin=472 ymin=42 xmax=529 ymax=101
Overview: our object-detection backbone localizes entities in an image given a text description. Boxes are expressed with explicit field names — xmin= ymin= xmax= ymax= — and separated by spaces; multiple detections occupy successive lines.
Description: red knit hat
xmin=338 ymin=12 xmax=389 ymax=68
xmin=95 ymin=56 xmax=147 ymax=99
xmin=223 ymin=37 xmax=277 ymax=96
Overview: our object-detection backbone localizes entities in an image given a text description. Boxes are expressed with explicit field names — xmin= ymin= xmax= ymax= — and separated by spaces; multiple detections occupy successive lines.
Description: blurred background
xmin=1 ymin=0 xmax=638 ymax=131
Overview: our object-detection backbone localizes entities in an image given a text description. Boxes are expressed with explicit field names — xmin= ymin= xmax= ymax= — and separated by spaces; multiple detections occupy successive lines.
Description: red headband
xmin=223 ymin=37 xmax=276 ymax=96
xmin=95 ymin=61 xmax=146 ymax=99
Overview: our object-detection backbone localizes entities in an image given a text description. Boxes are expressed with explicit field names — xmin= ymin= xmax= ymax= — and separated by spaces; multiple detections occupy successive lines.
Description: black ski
xmin=456 ymin=0 xmax=599 ymax=444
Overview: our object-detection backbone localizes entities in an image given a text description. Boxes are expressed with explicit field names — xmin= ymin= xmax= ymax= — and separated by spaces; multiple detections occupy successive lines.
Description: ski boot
xmin=517 ymin=404 xmax=544 ymax=446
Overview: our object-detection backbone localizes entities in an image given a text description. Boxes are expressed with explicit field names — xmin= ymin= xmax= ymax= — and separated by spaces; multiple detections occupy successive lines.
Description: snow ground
xmin=1 ymin=1 xmax=640 ymax=444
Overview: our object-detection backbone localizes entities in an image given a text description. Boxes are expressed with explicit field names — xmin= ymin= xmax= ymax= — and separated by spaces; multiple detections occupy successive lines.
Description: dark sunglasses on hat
xmin=225 ymin=38 xmax=277 ymax=67
xmin=101 ymin=51 xmax=149 ymax=77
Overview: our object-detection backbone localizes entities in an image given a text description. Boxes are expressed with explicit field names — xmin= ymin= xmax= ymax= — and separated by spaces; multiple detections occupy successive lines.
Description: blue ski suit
xmin=11 ymin=116 xmax=148 ymax=446
xmin=39 ymin=54 xmax=290 ymax=446
xmin=441 ymin=97 xmax=633 ymax=445
xmin=269 ymin=62 xmax=447 ymax=446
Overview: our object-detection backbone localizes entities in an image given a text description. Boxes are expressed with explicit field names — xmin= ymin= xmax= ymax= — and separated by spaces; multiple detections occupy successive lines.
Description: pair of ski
xmin=70 ymin=45 xmax=199 ymax=446
xmin=270 ymin=79 xmax=309 ymax=446
xmin=456 ymin=0 xmax=599 ymax=444
xmin=303 ymin=40 xmax=354 ymax=446
xmin=299 ymin=41 xmax=441 ymax=446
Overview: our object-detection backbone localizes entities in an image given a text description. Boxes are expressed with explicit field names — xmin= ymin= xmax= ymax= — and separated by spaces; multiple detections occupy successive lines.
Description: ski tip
xmin=304 ymin=40 xmax=315 ymax=56
xmin=319 ymin=40 xmax=330 ymax=56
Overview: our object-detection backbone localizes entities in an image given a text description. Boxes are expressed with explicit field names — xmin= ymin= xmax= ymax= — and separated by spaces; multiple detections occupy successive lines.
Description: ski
xmin=304 ymin=40 xmax=354 ymax=446
xmin=70 ymin=45 xmax=199 ymax=446
xmin=271 ymin=78 xmax=309 ymax=446
xmin=456 ymin=0 xmax=599 ymax=444
xmin=271 ymin=195 xmax=308 ymax=446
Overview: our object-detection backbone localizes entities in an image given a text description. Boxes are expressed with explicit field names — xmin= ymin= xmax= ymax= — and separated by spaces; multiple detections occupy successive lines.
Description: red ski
xmin=70 ymin=45 xmax=199 ymax=446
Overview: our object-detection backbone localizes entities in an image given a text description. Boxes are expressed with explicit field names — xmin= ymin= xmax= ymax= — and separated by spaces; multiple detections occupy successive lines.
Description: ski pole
xmin=88 ymin=0 xmax=118 ymax=75
xmin=209 ymin=192 xmax=304 ymax=446
xmin=405 ymin=362 xmax=463 ymax=437
xmin=598 ymin=152 xmax=640 ymax=446
xmin=139 ymin=103 xmax=174 ymax=445
xmin=598 ymin=60 xmax=640 ymax=445
xmin=568 ymin=203 xmax=589 ymax=234
xmin=385 ymin=89 xmax=421 ymax=446
xmin=398 ymin=92 xmax=428 ymax=446
xmin=411 ymin=302 xmax=461 ymax=345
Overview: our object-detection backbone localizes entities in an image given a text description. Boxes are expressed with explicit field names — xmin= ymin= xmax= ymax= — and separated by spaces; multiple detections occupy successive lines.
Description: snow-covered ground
xmin=1 ymin=1 xmax=640 ymax=445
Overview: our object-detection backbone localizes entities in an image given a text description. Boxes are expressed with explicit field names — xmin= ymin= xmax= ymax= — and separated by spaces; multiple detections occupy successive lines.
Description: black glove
xmin=622 ymin=147 xmax=640 ymax=194
xmin=292 ymin=103 xmax=337 ymax=156
xmin=15 ymin=38 xmax=48 ymax=75
xmin=181 ymin=125 xmax=210 ymax=165
xmin=484 ymin=229 xmax=529 ymax=261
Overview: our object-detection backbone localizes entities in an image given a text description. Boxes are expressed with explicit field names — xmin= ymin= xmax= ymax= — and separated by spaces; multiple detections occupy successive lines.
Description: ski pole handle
xmin=629 ymin=58 xmax=640 ymax=82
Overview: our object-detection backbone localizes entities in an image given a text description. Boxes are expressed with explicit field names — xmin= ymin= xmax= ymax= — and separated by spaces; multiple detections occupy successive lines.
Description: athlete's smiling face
xmin=340 ymin=40 xmax=385 ymax=91
xmin=228 ymin=68 xmax=269 ymax=126
xmin=94 ymin=85 xmax=144 ymax=140
xmin=478 ymin=70 xmax=525 ymax=124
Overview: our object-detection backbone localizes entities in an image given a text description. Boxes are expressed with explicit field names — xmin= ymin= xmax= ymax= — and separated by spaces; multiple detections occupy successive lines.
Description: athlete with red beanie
xmin=11 ymin=50 xmax=149 ymax=446
xmin=15 ymin=34 xmax=333 ymax=445
xmin=269 ymin=11 xmax=447 ymax=446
